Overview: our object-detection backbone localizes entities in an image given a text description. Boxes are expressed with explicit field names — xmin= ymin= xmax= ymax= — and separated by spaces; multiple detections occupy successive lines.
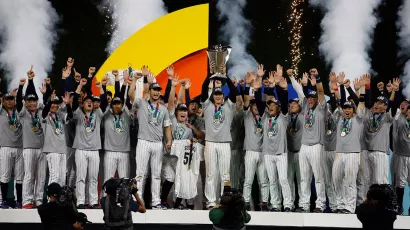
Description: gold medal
xmin=305 ymin=124 xmax=310 ymax=128
xmin=115 ymin=128 xmax=121 ymax=133
xmin=341 ymin=131 xmax=346 ymax=137
xmin=268 ymin=131 xmax=273 ymax=137
xmin=289 ymin=128 xmax=294 ymax=133
xmin=326 ymin=130 xmax=332 ymax=135
xmin=55 ymin=128 xmax=61 ymax=134
xmin=86 ymin=127 xmax=92 ymax=133
xmin=256 ymin=128 xmax=262 ymax=133
xmin=32 ymin=126 xmax=38 ymax=132
xmin=9 ymin=125 xmax=15 ymax=130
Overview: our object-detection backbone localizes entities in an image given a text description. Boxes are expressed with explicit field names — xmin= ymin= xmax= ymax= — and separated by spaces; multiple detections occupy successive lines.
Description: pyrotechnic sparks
xmin=101 ymin=1 xmax=122 ymax=54
xmin=288 ymin=0 xmax=305 ymax=76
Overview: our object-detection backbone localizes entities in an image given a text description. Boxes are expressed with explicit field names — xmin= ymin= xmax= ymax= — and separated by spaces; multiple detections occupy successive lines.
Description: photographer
xmin=38 ymin=183 xmax=82 ymax=230
xmin=101 ymin=178 xmax=146 ymax=230
xmin=356 ymin=184 xmax=398 ymax=230
xmin=209 ymin=182 xmax=251 ymax=230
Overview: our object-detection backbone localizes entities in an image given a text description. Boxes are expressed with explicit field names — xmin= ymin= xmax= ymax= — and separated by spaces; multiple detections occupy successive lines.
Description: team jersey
xmin=170 ymin=140 xmax=204 ymax=199
xmin=262 ymin=113 xmax=289 ymax=155
xmin=301 ymin=98 xmax=327 ymax=146
xmin=19 ymin=105 xmax=44 ymax=149
xmin=103 ymin=107 xmax=132 ymax=152
xmin=0 ymin=106 xmax=23 ymax=148
xmin=202 ymin=99 xmax=236 ymax=143
xmin=362 ymin=109 xmax=393 ymax=153
xmin=335 ymin=114 xmax=364 ymax=153
xmin=287 ymin=112 xmax=304 ymax=152
xmin=243 ymin=110 xmax=263 ymax=152
xmin=324 ymin=108 xmax=340 ymax=152
xmin=72 ymin=108 xmax=104 ymax=150
xmin=392 ymin=113 xmax=410 ymax=157
xmin=42 ymin=111 xmax=69 ymax=154
xmin=170 ymin=108 xmax=193 ymax=140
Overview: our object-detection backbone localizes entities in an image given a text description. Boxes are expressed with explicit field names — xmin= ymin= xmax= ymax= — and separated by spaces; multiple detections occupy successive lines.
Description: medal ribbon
xmin=189 ymin=115 xmax=197 ymax=125
xmin=7 ymin=110 xmax=16 ymax=125
xmin=372 ymin=113 xmax=383 ymax=129
xmin=30 ymin=110 xmax=39 ymax=127
xmin=289 ymin=114 xmax=298 ymax=131
xmin=49 ymin=113 xmax=60 ymax=129
xmin=253 ymin=114 xmax=262 ymax=129
xmin=214 ymin=105 xmax=223 ymax=120
xmin=326 ymin=115 xmax=334 ymax=132
xmin=83 ymin=110 xmax=94 ymax=129
xmin=147 ymin=100 xmax=159 ymax=119
xmin=305 ymin=108 xmax=316 ymax=127
xmin=113 ymin=112 xmax=122 ymax=129
xmin=341 ymin=118 xmax=352 ymax=135
xmin=268 ymin=115 xmax=279 ymax=131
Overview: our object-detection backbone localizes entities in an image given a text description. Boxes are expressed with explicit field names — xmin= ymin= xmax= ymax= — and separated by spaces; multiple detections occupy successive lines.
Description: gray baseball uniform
xmin=393 ymin=114 xmax=410 ymax=189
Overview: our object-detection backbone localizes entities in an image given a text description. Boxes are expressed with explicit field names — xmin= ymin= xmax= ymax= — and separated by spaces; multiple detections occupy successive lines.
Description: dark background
xmin=0 ymin=0 xmax=402 ymax=95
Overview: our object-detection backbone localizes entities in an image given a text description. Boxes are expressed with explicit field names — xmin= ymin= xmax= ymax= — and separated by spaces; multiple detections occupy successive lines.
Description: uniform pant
xmin=204 ymin=141 xmax=231 ymax=207
xmin=264 ymin=153 xmax=292 ymax=209
xmin=230 ymin=150 xmax=244 ymax=190
xmin=46 ymin=152 xmax=66 ymax=186
xmin=104 ymin=151 xmax=130 ymax=183
xmin=368 ymin=151 xmax=389 ymax=184
xmin=299 ymin=144 xmax=326 ymax=210
xmin=323 ymin=150 xmax=337 ymax=211
xmin=22 ymin=148 xmax=46 ymax=206
xmin=66 ymin=147 xmax=76 ymax=187
xmin=162 ymin=155 xmax=178 ymax=183
xmin=135 ymin=139 xmax=163 ymax=207
xmin=357 ymin=150 xmax=370 ymax=206
xmin=332 ymin=152 xmax=360 ymax=213
xmin=396 ymin=154 xmax=410 ymax=189
xmin=391 ymin=153 xmax=399 ymax=186
xmin=75 ymin=150 xmax=99 ymax=206
xmin=243 ymin=150 xmax=268 ymax=203
xmin=0 ymin=147 xmax=24 ymax=183
xmin=288 ymin=151 xmax=301 ymax=206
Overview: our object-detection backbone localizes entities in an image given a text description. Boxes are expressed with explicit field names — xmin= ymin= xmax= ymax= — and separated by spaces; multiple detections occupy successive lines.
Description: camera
xmin=58 ymin=185 xmax=76 ymax=207
xmin=116 ymin=178 xmax=137 ymax=204
xmin=220 ymin=182 xmax=246 ymax=213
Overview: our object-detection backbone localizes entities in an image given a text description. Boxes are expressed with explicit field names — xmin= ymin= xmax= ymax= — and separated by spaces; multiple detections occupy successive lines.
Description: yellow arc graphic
xmin=95 ymin=3 xmax=209 ymax=91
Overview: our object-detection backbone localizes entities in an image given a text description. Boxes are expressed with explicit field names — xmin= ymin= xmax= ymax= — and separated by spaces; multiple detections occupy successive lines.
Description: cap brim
xmin=151 ymin=87 xmax=162 ymax=91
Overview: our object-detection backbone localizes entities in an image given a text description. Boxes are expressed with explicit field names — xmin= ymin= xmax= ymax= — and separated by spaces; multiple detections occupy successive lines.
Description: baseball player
xmin=230 ymin=109 xmax=245 ymax=190
xmin=0 ymin=91 xmax=24 ymax=209
xmin=17 ymin=71 xmax=46 ymax=209
xmin=393 ymin=99 xmax=410 ymax=215
xmin=128 ymin=78 xmax=172 ymax=209
xmin=72 ymin=77 xmax=108 ymax=209
xmin=332 ymin=101 xmax=364 ymax=214
xmin=103 ymin=96 xmax=131 ymax=182
xmin=297 ymin=69 xmax=327 ymax=213
xmin=42 ymin=91 xmax=73 ymax=188
xmin=200 ymin=74 xmax=238 ymax=209
xmin=242 ymin=95 xmax=269 ymax=211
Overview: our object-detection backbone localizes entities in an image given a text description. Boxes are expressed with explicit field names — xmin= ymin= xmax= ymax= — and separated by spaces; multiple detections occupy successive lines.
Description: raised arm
xmin=310 ymin=68 xmax=325 ymax=104
xmin=276 ymin=77 xmax=289 ymax=115
xmin=85 ymin=67 xmax=96 ymax=96
xmin=167 ymin=76 xmax=179 ymax=112
xmin=99 ymin=76 xmax=109 ymax=112
xmin=163 ymin=66 xmax=174 ymax=103
xmin=17 ymin=79 xmax=25 ymax=112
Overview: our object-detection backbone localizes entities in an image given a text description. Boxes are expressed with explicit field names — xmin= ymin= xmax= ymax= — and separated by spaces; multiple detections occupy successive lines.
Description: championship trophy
xmin=207 ymin=45 xmax=231 ymax=81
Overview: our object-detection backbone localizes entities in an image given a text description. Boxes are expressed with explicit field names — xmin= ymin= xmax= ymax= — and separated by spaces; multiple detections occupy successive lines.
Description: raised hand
xmin=276 ymin=64 xmax=283 ymax=77
xmin=279 ymin=77 xmax=288 ymax=90
xmin=329 ymin=72 xmax=337 ymax=83
xmin=80 ymin=78 xmax=87 ymax=86
xmin=141 ymin=65 xmax=150 ymax=76
xmin=89 ymin=67 xmax=96 ymax=75
xmin=209 ymin=61 xmax=215 ymax=74
xmin=337 ymin=72 xmax=345 ymax=85
xmin=122 ymin=69 xmax=129 ymax=82
xmin=220 ymin=63 xmax=227 ymax=75
xmin=245 ymin=72 xmax=253 ymax=86
xmin=363 ymin=74 xmax=371 ymax=86
xmin=62 ymin=68 xmax=70 ymax=79
xmin=393 ymin=78 xmax=401 ymax=91
xmin=63 ymin=92 xmax=70 ymax=104
xmin=11 ymin=88 xmax=17 ymax=97
xmin=171 ymin=75 xmax=179 ymax=87
xmin=112 ymin=70 xmax=119 ymax=76
xmin=50 ymin=90 xmax=56 ymax=101
xmin=147 ymin=73 xmax=155 ymax=84
xmin=309 ymin=75 xmax=317 ymax=87
xmin=215 ymin=80 xmax=222 ymax=88
xmin=252 ymin=76 xmax=262 ymax=89
xmin=101 ymin=76 xmax=109 ymax=85
xmin=39 ymin=83 xmax=46 ymax=94
xmin=257 ymin=64 xmax=265 ymax=77
xmin=232 ymin=76 xmax=238 ymax=87
xmin=19 ymin=78 xmax=26 ymax=86
xmin=286 ymin=69 xmax=294 ymax=77
xmin=185 ymin=79 xmax=192 ymax=89
xmin=268 ymin=71 xmax=275 ymax=86
xmin=95 ymin=81 xmax=102 ymax=89
xmin=301 ymin=72 xmax=308 ymax=86
xmin=353 ymin=78 xmax=361 ymax=91
xmin=377 ymin=82 xmax=384 ymax=91
xmin=166 ymin=65 xmax=174 ymax=78
xmin=27 ymin=65 xmax=35 ymax=80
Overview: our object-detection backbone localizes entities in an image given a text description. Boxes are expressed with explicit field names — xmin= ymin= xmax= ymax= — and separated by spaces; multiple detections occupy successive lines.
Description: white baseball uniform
xmin=202 ymin=98 xmax=235 ymax=207
xmin=287 ymin=112 xmax=304 ymax=206
xmin=332 ymin=114 xmax=363 ymax=213
xmin=72 ymin=107 xmax=104 ymax=206
xmin=171 ymin=140 xmax=203 ymax=199
xmin=20 ymin=105 xmax=46 ymax=206
xmin=42 ymin=109 xmax=69 ymax=186
xmin=103 ymin=108 xmax=132 ymax=182
xmin=243 ymin=109 xmax=268 ymax=204
xmin=134 ymin=99 xmax=171 ymax=207
xmin=299 ymin=98 xmax=327 ymax=211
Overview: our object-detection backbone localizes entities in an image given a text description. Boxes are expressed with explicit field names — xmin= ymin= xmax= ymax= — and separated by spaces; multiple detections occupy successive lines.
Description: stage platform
xmin=1 ymin=210 xmax=410 ymax=230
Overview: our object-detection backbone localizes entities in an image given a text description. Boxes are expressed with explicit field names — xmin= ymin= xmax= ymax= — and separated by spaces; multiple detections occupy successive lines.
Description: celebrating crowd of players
xmin=0 ymin=57 xmax=409 ymax=215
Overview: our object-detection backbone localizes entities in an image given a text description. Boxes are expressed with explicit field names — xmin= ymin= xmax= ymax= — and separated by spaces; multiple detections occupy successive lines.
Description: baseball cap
xmin=149 ymin=83 xmax=162 ymax=91
xmin=306 ymin=90 xmax=318 ymax=99
xmin=76 ymin=212 xmax=92 ymax=224
xmin=376 ymin=96 xmax=388 ymax=105
xmin=47 ymin=183 xmax=61 ymax=197
xmin=289 ymin=98 xmax=299 ymax=103
xmin=92 ymin=96 xmax=101 ymax=102
xmin=3 ymin=93 xmax=14 ymax=100
xmin=249 ymin=98 xmax=257 ymax=105
xmin=188 ymin=96 xmax=201 ymax=105
xmin=106 ymin=91 xmax=113 ymax=97
xmin=24 ymin=94 xmax=38 ymax=101
xmin=342 ymin=101 xmax=355 ymax=108
xmin=50 ymin=96 xmax=61 ymax=104
xmin=82 ymin=95 xmax=93 ymax=103
xmin=267 ymin=99 xmax=281 ymax=106
xmin=111 ymin=97 xmax=123 ymax=104
xmin=213 ymin=87 xmax=224 ymax=95
xmin=176 ymin=104 xmax=188 ymax=111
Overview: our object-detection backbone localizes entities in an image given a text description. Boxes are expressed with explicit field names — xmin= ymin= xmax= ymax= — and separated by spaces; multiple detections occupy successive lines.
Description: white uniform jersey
xmin=170 ymin=140 xmax=204 ymax=199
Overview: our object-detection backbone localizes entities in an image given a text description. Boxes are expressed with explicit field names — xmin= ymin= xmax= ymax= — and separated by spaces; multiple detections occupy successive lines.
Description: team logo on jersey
xmin=213 ymin=111 xmax=225 ymax=124
xmin=174 ymin=124 xmax=186 ymax=140
xmin=147 ymin=104 xmax=163 ymax=126
xmin=113 ymin=117 xmax=125 ymax=133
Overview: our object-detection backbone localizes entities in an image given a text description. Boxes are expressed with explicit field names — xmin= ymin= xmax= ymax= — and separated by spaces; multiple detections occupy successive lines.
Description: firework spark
xmin=288 ymin=0 xmax=305 ymax=76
